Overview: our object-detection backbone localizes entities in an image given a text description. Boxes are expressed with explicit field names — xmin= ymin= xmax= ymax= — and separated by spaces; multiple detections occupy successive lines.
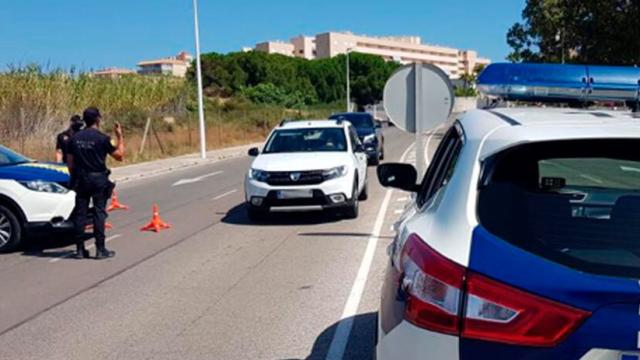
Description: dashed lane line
xmin=212 ymin=189 xmax=238 ymax=201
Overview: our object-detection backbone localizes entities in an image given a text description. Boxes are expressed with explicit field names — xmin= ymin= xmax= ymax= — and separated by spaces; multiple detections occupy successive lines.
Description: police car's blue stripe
xmin=0 ymin=163 xmax=69 ymax=183
xmin=462 ymin=226 xmax=640 ymax=359
xmin=468 ymin=226 xmax=639 ymax=311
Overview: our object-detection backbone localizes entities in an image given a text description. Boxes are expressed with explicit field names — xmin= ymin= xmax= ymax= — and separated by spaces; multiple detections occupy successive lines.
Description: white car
xmin=376 ymin=63 xmax=640 ymax=360
xmin=244 ymin=119 xmax=368 ymax=219
xmin=0 ymin=146 xmax=75 ymax=252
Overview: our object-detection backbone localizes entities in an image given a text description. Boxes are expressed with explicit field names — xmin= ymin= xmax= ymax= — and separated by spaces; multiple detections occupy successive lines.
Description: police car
xmin=0 ymin=146 xmax=75 ymax=252
xmin=376 ymin=63 xmax=640 ymax=359
xmin=244 ymin=119 xmax=368 ymax=219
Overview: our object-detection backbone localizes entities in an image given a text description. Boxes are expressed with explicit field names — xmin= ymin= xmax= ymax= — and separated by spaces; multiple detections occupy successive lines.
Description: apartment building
xmin=255 ymin=41 xmax=295 ymax=56
xmin=92 ymin=67 xmax=135 ymax=78
xmin=290 ymin=36 xmax=316 ymax=60
xmin=137 ymin=51 xmax=193 ymax=77
xmin=252 ymin=31 xmax=490 ymax=78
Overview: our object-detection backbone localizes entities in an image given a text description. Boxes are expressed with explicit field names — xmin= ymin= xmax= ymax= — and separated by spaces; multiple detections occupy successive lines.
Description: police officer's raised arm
xmin=109 ymin=122 xmax=125 ymax=162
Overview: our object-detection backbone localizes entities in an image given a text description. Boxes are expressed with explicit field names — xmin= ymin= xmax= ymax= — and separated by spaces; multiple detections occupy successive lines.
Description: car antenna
xmin=279 ymin=119 xmax=291 ymax=127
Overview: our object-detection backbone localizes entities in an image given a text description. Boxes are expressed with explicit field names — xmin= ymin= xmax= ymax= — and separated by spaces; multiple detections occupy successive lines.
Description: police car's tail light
xmin=400 ymin=234 xmax=590 ymax=347
xmin=401 ymin=234 xmax=465 ymax=335
xmin=462 ymin=273 xmax=590 ymax=347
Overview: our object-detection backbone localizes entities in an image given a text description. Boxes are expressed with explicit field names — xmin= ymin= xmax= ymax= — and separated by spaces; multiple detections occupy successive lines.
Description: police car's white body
xmin=0 ymin=179 xmax=75 ymax=223
xmin=0 ymin=147 xmax=76 ymax=251
xmin=377 ymin=107 xmax=640 ymax=360
xmin=244 ymin=120 xmax=368 ymax=219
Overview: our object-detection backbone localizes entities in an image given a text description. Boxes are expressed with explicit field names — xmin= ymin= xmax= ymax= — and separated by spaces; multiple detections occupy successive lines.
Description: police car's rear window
xmin=478 ymin=139 xmax=640 ymax=278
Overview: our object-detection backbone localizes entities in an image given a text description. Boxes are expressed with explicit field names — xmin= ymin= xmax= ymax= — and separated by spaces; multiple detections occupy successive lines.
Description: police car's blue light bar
xmin=477 ymin=63 xmax=640 ymax=102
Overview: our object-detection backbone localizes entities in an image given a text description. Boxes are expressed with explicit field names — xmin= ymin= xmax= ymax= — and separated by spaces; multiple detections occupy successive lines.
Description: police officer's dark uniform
xmin=68 ymin=107 xmax=122 ymax=259
xmin=55 ymin=115 xmax=83 ymax=164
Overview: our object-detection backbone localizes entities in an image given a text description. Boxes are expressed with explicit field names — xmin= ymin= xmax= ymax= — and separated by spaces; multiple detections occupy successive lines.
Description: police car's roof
xmin=277 ymin=120 xmax=345 ymax=130
xmin=459 ymin=107 xmax=640 ymax=159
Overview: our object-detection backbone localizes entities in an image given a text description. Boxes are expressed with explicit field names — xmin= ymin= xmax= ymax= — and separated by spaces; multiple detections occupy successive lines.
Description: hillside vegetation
xmin=192 ymin=51 xmax=400 ymax=109
xmin=0 ymin=52 xmax=399 ymax=163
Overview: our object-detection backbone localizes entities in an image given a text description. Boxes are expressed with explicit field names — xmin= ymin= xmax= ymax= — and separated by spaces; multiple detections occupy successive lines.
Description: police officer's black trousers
xmin=73 ymin=173 xmax=110 ymax=251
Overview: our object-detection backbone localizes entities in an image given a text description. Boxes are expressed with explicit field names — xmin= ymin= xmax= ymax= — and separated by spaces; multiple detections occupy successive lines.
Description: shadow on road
xmin=298 ymin=232 xmax=393 ymax=240
xmin=304 ymin=312 xmax=377 ymax=360
xmin=17 ymin=233 xmax=92 ymax=259
xmin=221 ymin=203 xmax=344 ymax=227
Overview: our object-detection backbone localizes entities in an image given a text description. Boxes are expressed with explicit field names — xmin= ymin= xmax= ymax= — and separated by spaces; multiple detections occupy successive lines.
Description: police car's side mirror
xmin=377 ymin=163 xmax=419 ymax=192
xmin=248 ymin=147 xmax=260 ymax=157
xmin=354 ymin=144 xmax=365 ymax=153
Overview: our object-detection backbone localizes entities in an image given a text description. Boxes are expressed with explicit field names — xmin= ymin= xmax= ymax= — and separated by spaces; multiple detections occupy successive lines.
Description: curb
xmin=111 ymin=142 xmax=262 ymax=183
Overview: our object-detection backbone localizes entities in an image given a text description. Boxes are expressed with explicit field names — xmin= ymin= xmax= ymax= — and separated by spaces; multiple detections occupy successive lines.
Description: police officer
xmin=67 ymin=107 xmax=124 ymax=259
xmin=55 ymin=115 xmax=83 ymax=164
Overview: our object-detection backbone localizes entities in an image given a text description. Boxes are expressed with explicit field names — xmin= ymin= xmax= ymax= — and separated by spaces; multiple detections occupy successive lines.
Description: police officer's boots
xmin=75 ymin=245 xmax=90 ymax=259
xmin=95 ymin=247 xmax=115 ymax=260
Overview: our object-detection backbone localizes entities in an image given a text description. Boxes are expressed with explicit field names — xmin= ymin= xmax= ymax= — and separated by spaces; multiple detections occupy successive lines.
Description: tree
xmin=507 ymin=0 xmax=640 ymax=65
xmin=191 ymin=50 xmax=400 ymax=109
xmin=347 ymin=52 xmax=401 ymax=108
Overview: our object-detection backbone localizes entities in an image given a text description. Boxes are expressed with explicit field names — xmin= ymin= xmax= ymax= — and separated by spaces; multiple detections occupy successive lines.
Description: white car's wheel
xmin=359 ymin=178 xmax=368 ymax=201
xmin=344 ymin=179 xmax=360 ymax=219
xmin=0 ymin=204 xmax=21 ymax=252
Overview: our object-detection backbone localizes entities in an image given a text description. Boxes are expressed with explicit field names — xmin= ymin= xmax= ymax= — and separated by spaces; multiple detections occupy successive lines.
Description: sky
xmin=0 ymin=0 xmax=526 ymax=72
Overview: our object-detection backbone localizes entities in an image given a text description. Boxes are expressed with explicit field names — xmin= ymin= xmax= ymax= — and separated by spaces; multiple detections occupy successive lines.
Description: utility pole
xmin=192 ymin=0 xmax=207 ymax=159
xmin=346 ymin=48 xmax=353 ymax=112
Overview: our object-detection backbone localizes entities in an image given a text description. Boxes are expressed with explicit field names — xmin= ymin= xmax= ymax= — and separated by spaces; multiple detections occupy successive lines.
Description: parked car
xmin=0 ymin=146 xmax=75 ymax=251
xmin=244 ymin=119 xmax=368 ymax=220
xmin=329 ymin=112 xmax=384 ymax=165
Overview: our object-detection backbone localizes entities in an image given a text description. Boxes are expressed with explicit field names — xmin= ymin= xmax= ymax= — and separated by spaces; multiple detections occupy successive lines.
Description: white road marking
xmin=394 ymin=209 xmax=403 ymax=214
xmin=50 ymin=234 xmax=122 ymax=263
xmin=212 ymin=189 xmax=238 ymax=200
xmin=396 ymin=197 xmax=409 ymax=202
xmin=172 ymin=171 xmax=223 ymax=187
xmin=579 ymin=174 xmax=604 ymax=184
xmin=325 ymin=143 xmax=413 ymax=360
xmin=621 ymin=166 xmax=640 ymax=174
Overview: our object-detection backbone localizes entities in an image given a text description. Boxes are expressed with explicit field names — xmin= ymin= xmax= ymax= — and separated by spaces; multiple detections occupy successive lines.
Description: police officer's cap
xmin=70 ymin=114 xmax=83 ymax=131
xmin=83 ymin=107 xmax=102 ymax=126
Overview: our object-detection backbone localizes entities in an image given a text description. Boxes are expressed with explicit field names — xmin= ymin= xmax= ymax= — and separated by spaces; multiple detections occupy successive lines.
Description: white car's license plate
xmin=277 ymin=190 xmax=313 ymax=199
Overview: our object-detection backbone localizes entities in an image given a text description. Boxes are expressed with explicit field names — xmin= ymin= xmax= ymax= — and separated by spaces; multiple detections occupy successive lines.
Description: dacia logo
xmin=289 ymin=172 xmax=301 ymax=181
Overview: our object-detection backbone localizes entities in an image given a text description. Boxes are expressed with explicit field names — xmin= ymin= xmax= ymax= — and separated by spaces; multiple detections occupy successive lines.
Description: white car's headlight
xmin=249 ymin=168 xmax=269 ymax=182
xmin=322 ymin=166 xmax=348 ymax=180
xmin=19 ymin=180 xmax=69 ymax=194
xmin=363 ymin=134 xmax=376 ymax=143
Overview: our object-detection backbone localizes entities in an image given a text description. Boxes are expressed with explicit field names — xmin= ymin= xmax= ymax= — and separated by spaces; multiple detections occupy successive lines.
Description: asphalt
xmin=0 ymin=126 xmax=442 ymax=360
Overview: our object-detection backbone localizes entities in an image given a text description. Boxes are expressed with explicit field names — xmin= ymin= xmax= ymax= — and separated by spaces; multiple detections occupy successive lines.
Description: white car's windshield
xmin=263 ymin=128 xmax=347 ymax=154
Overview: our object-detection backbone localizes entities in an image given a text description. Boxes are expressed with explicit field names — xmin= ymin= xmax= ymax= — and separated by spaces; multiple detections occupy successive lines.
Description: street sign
xmin=383 ymin=63 xmax=454 ymax=134
xmin=383 ymin=63 xmax=454 ymax=175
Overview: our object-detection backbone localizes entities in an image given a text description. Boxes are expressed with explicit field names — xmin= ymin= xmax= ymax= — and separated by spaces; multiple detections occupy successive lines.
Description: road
xmin=0 ymin=126 xmax=441 ymax=360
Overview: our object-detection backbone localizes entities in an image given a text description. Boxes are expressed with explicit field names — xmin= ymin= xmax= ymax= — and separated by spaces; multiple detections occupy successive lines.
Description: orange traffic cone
xmin=140 ymin=204 xmax=171 ymax=232
xmin=107 ymin=191 xmax=129 ymax=212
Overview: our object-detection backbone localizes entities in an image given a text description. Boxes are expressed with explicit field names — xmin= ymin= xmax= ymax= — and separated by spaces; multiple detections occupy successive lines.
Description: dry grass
xmin=5 ymin=122 xmax=270 ymax=166
xmin=0 ymin=66 xmax=343 ymax=166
